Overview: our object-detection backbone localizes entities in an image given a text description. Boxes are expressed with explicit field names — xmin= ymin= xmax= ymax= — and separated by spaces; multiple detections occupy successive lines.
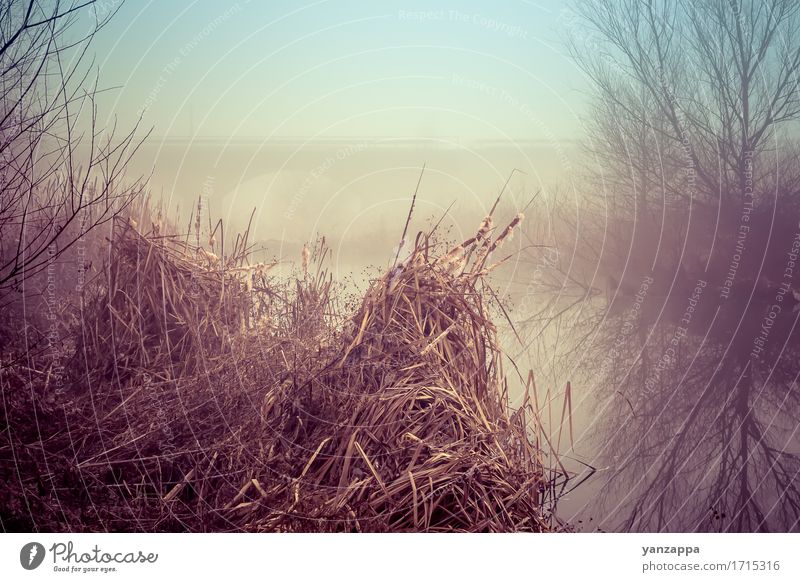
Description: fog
xmin=131 ymin=139 xmax=571 ymax=271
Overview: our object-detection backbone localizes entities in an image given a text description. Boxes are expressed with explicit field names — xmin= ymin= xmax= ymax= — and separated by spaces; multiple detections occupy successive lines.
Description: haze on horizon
xmin=74 ymin=0 xmax=593 ymax=270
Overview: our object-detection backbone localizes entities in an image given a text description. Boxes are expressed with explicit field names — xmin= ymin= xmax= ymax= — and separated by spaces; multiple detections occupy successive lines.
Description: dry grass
xmin=1 ymin=209 xmax=572 ymax=532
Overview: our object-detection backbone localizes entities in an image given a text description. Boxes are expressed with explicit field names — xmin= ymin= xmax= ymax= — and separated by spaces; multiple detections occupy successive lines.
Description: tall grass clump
xmin=1 ymin=207 xmax=571 ymax=532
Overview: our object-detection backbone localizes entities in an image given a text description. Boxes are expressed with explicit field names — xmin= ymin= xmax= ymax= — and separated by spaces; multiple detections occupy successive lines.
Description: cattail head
xmin=495 ymin=213 xmax=524 ymax=249
xmin=447 ymin=254 xmax=466 ymax=275
xmin=195 ymin=198 xmax=202 ymax=246
xmin=301 ymin=243 xmax=310 ymax=274
xmin=199 ymin=248 xmax=218 ymax=266
xmin=477 ymin=215 xmax=493 ymax=241
xmin=435 ymin=245 xmax=467 ymax=276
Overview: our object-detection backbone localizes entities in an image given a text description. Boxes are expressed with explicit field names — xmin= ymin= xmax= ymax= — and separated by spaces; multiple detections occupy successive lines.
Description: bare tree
xmin=0 ymin=0 xmax=145 ymax=292
xmin=573 ymin=0 xmax=800 ymax=205
xmin=518 ymin=0 xmax=800 ymax=531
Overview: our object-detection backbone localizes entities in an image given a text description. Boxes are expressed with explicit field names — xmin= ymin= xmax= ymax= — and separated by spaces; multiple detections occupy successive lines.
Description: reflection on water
xmin=127 ymin=138 xmax=800 ymax=531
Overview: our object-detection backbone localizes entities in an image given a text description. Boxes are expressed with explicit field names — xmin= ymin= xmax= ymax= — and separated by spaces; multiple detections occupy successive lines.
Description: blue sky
xmin=87 ymin=0 xmax=589 ymax=141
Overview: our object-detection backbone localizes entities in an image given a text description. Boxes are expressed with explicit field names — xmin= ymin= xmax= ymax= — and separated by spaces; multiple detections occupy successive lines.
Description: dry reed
xmin=1 ymin=211 xmax=571 ymax=532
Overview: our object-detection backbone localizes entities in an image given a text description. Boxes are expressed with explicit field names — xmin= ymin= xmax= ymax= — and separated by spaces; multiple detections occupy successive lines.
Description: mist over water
xmin=134 ymin=139 xmax=571 ymax=267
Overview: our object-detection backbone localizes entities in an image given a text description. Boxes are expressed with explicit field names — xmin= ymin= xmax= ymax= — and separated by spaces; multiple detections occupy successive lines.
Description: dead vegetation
xmin=1 ymin=207 xmax=571 ymax=532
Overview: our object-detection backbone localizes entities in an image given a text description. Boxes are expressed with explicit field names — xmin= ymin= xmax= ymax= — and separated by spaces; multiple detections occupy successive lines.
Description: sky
xmin=85 ymin=0 xmax=590 ymax=142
